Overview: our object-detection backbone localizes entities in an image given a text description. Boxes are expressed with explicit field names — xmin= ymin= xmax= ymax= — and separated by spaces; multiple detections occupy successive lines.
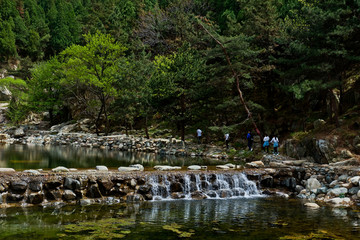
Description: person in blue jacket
xmin=247 ymin=131 xmax=253 ymax=151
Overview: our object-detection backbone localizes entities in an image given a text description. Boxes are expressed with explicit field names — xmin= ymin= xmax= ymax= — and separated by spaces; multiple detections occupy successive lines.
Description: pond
xmin=0 ymin=144 xmax=223 ymax=170
xmin=0 ymin=198 xmax=359 ymax=239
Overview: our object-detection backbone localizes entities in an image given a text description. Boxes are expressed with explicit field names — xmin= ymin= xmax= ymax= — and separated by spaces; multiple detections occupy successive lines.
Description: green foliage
xmin=0 ymin=77 xmax=29 ymax=124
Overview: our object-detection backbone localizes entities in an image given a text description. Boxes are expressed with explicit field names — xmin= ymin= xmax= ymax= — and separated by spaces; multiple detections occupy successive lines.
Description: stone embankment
xmin=1 ymin=156 xmax=360 ymax=209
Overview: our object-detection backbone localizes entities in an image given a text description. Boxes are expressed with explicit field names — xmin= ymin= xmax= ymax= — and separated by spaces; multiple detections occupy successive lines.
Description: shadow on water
xmin=0 ymin=198 xmax=359 ymax=239
xmin=0 ymin=144 xmax=222 ymax=170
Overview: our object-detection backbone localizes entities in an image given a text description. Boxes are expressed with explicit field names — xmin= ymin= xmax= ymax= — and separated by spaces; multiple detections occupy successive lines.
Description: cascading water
xmin=147 ymin=173 xmax=261 ymax=201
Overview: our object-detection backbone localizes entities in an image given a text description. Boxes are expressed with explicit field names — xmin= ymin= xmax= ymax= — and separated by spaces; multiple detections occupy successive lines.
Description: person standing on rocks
xmin=197 ymin=128 xmax=202 ymax=144
xmin=224 ymin=133 xmax=230 ymax=149
xmin=247 ymin=131 xmax=253 ymax=151
xmin=263 ymin=134 xmax=270 ymax=153
xmin=270 ymin=136 xmax=279 ymax=155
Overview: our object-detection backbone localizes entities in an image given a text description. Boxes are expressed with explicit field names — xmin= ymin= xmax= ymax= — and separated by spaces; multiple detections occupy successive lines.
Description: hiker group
xmin=196 ymin=128 xmax=279 ymax=155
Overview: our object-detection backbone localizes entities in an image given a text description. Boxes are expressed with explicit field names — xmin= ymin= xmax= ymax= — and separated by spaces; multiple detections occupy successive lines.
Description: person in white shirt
xmin=270 ymin=136 xmax=279 ymax=155
xmin=197 ymin=129 xmax=202 ymax=144
xmin=263 ymin=135 xmax=270 ymax=153
xmin=224 ymin=133 xmax=230 ymax=149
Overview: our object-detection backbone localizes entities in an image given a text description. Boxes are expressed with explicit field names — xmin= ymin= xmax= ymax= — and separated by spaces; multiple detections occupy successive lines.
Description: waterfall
xmin=147 ymin=173 xmax=261 ymax=201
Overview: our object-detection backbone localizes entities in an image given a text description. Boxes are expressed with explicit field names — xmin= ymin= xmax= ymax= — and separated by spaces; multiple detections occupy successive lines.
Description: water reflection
xmin=0 ymin=198 xmax=359 ymax=239
xmin=0 ymin=144 xmax=222 ymax=170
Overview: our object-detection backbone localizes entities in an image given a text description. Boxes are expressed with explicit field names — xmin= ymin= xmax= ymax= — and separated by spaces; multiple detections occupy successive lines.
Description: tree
xmin=28 ymin=58 xmax=65 ymax=124
xmin=151 ymin=43 xmax=206 ymax=141
xmin=60 ymin=31 xmax=127 ymax=134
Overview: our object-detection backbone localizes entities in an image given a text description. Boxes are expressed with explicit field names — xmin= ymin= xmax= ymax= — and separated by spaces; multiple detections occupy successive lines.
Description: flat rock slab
xmin=95 ymin=166 xmax=109 ymax=171
xmin=154 ymin=165 xmax=181 ymax=171
xmin=0 ymin=168 xmax=15 ymax=172
xmin=188 ymin=165 xmax=202 ymax=170
xmin=52 ymin=166 xmax=69 ymax=172
xmin=23 ymin=170 xmax=41 ymax=175
xmin=118 ymin=167 xmax=141 ymax=172
xmin=304 ymin=202 xmax=320 ymax=209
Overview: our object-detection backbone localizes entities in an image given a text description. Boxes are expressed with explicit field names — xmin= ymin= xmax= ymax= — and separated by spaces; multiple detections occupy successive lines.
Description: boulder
xmin=313 ymin=119 xmax=326 ymax=129
xmin=80 ymin=199 xmax=93 ymax=206
xmin=326 ymin=197 xmax=352 ymax=207
xmin=129 ymin=164 xmax=144 ymax=171
xmin=154 ymin=165 xmax=181 ymax=171
xmin=126 ymin=193 xmax=144 ymax=202
xmin=306 ymin=178 xmax=321 ymax=191
xmin=27 ymin=193 xmax=44 ymax=204
xmin=86 ymin=184 xmax=102 ymax=198
xmin=52 ymin=166 xmax=69 ymax=172
xmin=7 ymin=193 xmax=24 ymax=202
xmin=64 ymin=178 xmax=80 ymax=190
xmin=283 ymin=160 xmax=307 ymax=166
xmin=349 ymin=187 xmax=359 ymax=195
xmin=304 ymin=202 xmax=320 ymax=209
xmin=245 ymin=161 xmax=264 ymax=168
xmin=29 ymin=181 xmax=42 ymax=192
xmin=14 ymin=127 xmax=25 ymax=138
xmin=11 ymin=181 xmax=28 ymax=193
xmin=340 ymin=149 xmax=353 ymax=159
xmin=95 ymin=165 xmax=108 ymax=171
xmin=269 ymin=162 xmax=287 ymax=168
xmin=349 ymin=176 xmax=360 ymax=186
xmin=188 ymin=165 xmax=202 ymax=170
xmin=63 ymin=190 xmax=77 ymax=201
xmin=327 ymin=187 xmax=348 ymax=197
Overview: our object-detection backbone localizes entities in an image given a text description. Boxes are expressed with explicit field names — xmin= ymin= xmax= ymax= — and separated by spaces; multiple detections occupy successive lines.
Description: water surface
xmin=0 ymin=198 xmax=359 ymax=239
xmin=0 ymin=144 xmax=222 ymax=170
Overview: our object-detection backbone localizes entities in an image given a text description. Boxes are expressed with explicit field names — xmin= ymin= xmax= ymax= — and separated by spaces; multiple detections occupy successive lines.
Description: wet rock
xmin=206 ymin=190 xmax=217 ymax=198
xmin=304 ymin=202 xmax=320 ymax=209
xmin=7 ymin=193 xmax=24 ymax=202
xmin=338 ymin=174 xmax=348 ymax=182
xmin=86 ymin=184 xmax=102 ymax=198
xmin=0 ymin=168 xmax=15 ymax=172
xmin=306 ymin=178 xmax=321 ymax=191
xmin=260 ymin=175 xmax=273 ymax=188
xmin=317 ymin=187 xmax=328 ymax=194
xmin=64 ymin=178 xmax=81 ymax=190
xmin=154 ymin=165 xmax=181 ymax=171
xmin=80 ymin=199 xmax=93 ymax=206
xmin=188 ymin=165 xmax=201 ymax=170
xmin=45 ymin=181 xmax=61 ymax=190
xmin=27 ymin=193 xmax=44 ymax=204
xmin=10 ymin=181 xmax=28 ymax=193
xmin=170 ymin=182 xmax=183 ymax=192
xmin=0 ymin=183 xmax=7 ymax=192
xmin=137 ymin=185 xmax=151 ymax=194
xmin=329 ymin=180 xmax=338 ymax=188
xmin=29 ymin=181 xmax=42 ymax=192
xmin=126 ymin=193 xmax=144 ymax=202
xmin=63 ymin=190 xmax=77 ymax=201
xmin=282 ymin=177 xmax=297 ymax=190
xmin=328 ymin=187 xmax=348 ymax=197
xmin=45 ymin=190 xmax=62 ymax=200
xmin=171 ymin=192 xmax=185 ymax=199
xmin=129 ymin=164 xmax=144 ymax=171
xmin=52 ymin=166 xmax=69 ymax=172
xmin=191 ymin=191 xmax=207 ymax=200
xmin=95 ymin=165 xmax=108 ymax=171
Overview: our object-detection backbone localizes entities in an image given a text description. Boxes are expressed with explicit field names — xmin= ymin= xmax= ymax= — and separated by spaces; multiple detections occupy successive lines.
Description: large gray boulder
xmin=14 ymin=127 xmax=25 ymax=138
xmin=306 ymin=178 xmax=321 ymax=191
xmin=328 ymin=187 xmax=348 ymax=197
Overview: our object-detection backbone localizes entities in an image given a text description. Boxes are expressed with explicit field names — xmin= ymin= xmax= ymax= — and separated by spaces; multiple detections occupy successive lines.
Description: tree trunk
xmin=145 ymin=115 xmax=149 ymax=139
xmin=329 ymin=89 xmax=340 ymax=127
xmin=180 ymin=93 xmax=186 ymax=141
xmin=95 ymin=104 xmax=104 ymax=136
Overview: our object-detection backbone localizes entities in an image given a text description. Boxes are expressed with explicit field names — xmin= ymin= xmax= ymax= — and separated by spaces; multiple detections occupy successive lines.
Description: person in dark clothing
xmin=247 ymin=131 xmax=253 ymax=151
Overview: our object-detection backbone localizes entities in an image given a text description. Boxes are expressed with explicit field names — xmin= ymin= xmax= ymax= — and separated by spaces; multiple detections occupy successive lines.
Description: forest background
xmin=0 ymin=0 xmax=359 ymax=144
